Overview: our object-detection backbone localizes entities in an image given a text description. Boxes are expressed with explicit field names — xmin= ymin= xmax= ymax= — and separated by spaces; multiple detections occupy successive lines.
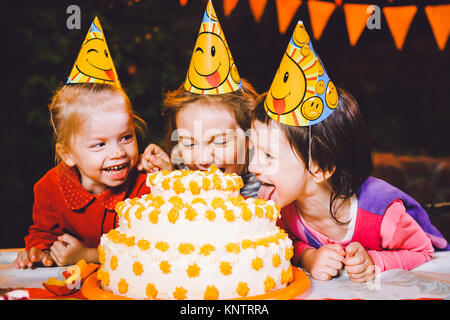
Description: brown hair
xmin=252 ymin=88 xmax=373 ymax=225
xmin=49 ymin=83 xmax=147 ymax=163
xmin=161 ymin=79 xmax=259 ymax=169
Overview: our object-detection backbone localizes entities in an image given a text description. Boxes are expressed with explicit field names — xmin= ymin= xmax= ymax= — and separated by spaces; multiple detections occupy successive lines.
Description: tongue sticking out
xmin=206 ymin=70 xmax=221 ymax=87
xmin=272 ymin=97 xmax=286 ymax=115
xmin=257 ymin=184 xmax=276 ymax=201
xmin=104 ymin=69 xmax=116 ymax=82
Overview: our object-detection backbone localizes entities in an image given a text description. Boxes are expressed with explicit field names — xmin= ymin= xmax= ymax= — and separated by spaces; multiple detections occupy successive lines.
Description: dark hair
xmin=252 ymin=88 xmax=373 ymax=225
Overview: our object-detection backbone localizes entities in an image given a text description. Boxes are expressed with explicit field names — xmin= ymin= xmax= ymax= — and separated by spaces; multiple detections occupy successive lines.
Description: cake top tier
xmin=146 ymin=165 xmax=244 ymax=197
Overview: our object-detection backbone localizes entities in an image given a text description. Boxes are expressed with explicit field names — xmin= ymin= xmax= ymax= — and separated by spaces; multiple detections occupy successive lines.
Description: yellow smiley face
xmin=266 ymin=53 xmax=306 ymax=115
xmin=315 ymin=80 xmax=325 ymax=95
xmin=325 ymin=81 xmax=338 ymax=109
xmin=301 ymin=96 xmax=324 ymax=121
xmin=293 ymin=23 xmax=310 ymax=47
xmin=206 ymin=0 xmax=218 ymax=21
xmin=230 ymin=63 xmax=240 ymax=84
xmin=187 ymin=32 xmax=230 ymax=90
xmin=76 ymin=38 xmax=116 ymax=82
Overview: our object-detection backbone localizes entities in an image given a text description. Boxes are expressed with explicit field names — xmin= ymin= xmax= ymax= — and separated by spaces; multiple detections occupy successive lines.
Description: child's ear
xmin=309 ymin=162 xmax=335 ymax=183
xmin=56 ymin=143 xmax=75 ymax=167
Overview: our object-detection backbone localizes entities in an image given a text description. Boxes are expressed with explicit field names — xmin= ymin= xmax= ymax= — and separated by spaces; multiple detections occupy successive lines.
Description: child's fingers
xmin=326 ymin=257 xmax=343 ymax=271
xmin=42 ymin=252 xmax=54 ymax=266
xmin=50 ymin=242 xmax=65 ymax=263
xmin=14 ymin=252 xmax=30 ymax=268
xmin=345 ymin=262 xmax=366 ymax=275
xmin=345 ymin=253 xmax=365 ymax=266
xmin=328 ymin=243 xmax=345 ymax=257
xmin=49 ymin=250 xmax=61 ymax=267
xmin=345 ymin=242 xmax=362 ymax=257
xmin=148 ymin=156 xmax=172 ymax=171
xmin=58 ymin=233 xmax=78 ymax=247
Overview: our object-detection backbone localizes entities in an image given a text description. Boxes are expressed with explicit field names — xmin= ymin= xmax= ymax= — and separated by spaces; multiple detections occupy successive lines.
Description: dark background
xmin=1 ymin=0 xmax=449 ymax=248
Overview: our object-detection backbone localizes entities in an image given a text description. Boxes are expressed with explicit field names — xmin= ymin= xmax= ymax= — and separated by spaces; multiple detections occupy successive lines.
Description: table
xmin=1 ymin=248 xmax=449 ymax=300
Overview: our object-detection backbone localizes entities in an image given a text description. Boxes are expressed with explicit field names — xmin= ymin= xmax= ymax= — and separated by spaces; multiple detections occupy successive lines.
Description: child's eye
xmin=183 ymin=143 xmax=195 ymax=148
xmin=265 ymin=152 xmax=274 ymax=160
xmin=121 ymin=134 xmax=134 ymax=143
xmin=213 ymin=140 xmax=227 ymax=146
xmin=90 ymin=142 xmax=105 ymax=149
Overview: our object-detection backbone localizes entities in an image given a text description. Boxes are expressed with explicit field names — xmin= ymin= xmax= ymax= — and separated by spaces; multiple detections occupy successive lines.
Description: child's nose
xmin=199 ymin=146 xmax=214 ymax=165
xmin=112 ymin=146 xmax=126 ymax=158
xmin=248 ymin=154 xmax=261 ymax=174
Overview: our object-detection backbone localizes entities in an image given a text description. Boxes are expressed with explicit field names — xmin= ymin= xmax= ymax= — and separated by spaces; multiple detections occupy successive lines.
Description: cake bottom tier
xmin=98 ymin=236 xmax=294 ymax=300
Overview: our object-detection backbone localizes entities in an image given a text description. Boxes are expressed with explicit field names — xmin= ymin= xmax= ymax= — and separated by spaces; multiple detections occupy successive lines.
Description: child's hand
xmin=137 ymin=143 xmax=173 ymax=173
xmin=14 ymin=247 xmax=54 ymax=269
xmin=303 ymin=244 xmax=345 ymax=281
xmin=49 ymin=234 xmax=88 ymax=266
xmin=344 ymin=242 xmax=375 ymax=283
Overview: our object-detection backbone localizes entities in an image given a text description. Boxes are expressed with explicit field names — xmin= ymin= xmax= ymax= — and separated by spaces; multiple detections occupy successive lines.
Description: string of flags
xmin=179 ymin=0 xmax=449 ymax=50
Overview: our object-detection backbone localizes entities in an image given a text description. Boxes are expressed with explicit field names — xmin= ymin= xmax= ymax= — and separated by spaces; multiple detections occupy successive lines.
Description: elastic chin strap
xmin=308 ymin=125 xmax=312 ymax=171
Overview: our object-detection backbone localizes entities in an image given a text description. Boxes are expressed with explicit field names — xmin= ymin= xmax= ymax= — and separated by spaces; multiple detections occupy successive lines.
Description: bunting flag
xmin=249 ymin=0 xmax=268 ymax=23
xmin=178 ymin=1 xmax=450 ymax=50
xmin=276 ymin=0 xmax=303 ymax=34
xmin=224 ymin=0 xmax=239 ymax=17
xmin=383 ymin=6 xmax=417 ymax=50
xmin=343 ymin=3 xmax=372 ymax=46
xmin=308 ymin=0 xmax=336 ymax=40
xmin=425 ymin=4 xmax=450 ymax=50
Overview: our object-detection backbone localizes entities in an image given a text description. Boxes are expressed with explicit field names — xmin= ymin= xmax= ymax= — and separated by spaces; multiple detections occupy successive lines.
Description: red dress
xmin=24 ymin=163 xmax=150 ymax=251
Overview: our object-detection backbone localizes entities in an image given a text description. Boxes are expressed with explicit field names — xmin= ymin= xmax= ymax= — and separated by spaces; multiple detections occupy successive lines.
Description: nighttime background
xmin=1 ymin=0 xmax=449 ymax=248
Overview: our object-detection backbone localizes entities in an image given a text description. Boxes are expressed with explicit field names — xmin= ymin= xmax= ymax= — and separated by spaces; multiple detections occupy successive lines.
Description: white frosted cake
xmin=98 ymin=165 xmax=293 ymax=300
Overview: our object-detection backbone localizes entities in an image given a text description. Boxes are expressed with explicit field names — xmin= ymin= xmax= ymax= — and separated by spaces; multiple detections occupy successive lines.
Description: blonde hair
xmin=49 ymin=83 xmax=147 ymax=163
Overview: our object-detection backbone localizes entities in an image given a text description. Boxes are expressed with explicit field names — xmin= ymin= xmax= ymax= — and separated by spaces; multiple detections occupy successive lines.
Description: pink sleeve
xmin=368 ymin=200 xmax=434 ymax=272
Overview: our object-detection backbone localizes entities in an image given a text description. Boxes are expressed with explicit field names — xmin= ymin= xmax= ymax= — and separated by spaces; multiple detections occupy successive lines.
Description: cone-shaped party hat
xmin=67 ymin=17 xmax=120 ymax=88
xmin=184 ymin=0 xmax=242 ymax=94
xmin=264 ymin=21 xmax=338 ymax=126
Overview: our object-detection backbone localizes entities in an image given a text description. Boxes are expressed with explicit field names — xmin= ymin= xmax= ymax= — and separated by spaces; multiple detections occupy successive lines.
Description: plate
xmin=81 ymin=267 xmax=310 ymax=300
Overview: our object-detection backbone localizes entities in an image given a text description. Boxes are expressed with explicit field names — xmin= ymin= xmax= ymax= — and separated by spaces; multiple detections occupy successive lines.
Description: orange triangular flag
xmin=276 ymin=0 xmax=302 ymax=34
xmin=224 ymin=0 xmax=239 ymax=17
xmin=343 ymin=3 xmax=371 ymax=46
xmin=425 ymin=4 xmax=450 ymax=50
xmin=179 ymin=0 xmax=188 ymax=6
xmin=249 ymin=0 xmax=268 ymax=23
xmin=383 ymin=6 xmax=417 ymax=50
xmin=308 ymin=0 xmax=336 ymax=40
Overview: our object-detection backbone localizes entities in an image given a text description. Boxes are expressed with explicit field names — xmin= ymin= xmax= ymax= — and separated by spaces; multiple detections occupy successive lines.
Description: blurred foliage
xmin=1 ymin=0 xmax=449 ymax=248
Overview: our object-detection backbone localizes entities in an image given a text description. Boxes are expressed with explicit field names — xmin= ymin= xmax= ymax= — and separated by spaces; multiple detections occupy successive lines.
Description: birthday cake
xmin=97 ymin=165 xmax=294 ymax=300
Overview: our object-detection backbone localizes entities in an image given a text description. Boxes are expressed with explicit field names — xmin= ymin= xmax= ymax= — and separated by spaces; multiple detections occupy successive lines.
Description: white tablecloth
xmin=1 ymin=249 xmax=449 ymax=300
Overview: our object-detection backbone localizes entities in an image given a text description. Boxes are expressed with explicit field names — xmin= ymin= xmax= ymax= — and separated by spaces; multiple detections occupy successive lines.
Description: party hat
xmin=184 ymin=0 xmax=242 ymax=94
xmin=67 ymin=17 xmax=120 ymax=88
xmin=264 ymin=21 xmax=338 ymax=126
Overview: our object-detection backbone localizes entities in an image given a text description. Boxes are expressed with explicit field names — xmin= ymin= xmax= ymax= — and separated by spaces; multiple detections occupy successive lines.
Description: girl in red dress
xmin=14 ymin=83 xmax=150 ymax=268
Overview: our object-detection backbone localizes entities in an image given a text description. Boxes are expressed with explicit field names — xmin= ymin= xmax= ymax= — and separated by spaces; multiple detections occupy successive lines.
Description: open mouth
xmin=257 ymin=182 xmax=276 ymax=201
xmin=194 ymin=63 xmax=222 ymax=87
xmin=86 ymin=59 xmax=116 ymax=81
xmin=102 ymin=163 xmax=129 ymax=180
xmin=271 ymin=92 xmax=290 ymax=115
